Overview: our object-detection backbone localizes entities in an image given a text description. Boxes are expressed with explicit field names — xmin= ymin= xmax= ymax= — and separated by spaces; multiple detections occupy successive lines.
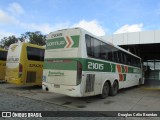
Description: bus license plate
xmin=54 ymin=84 xmax=60 ymax=88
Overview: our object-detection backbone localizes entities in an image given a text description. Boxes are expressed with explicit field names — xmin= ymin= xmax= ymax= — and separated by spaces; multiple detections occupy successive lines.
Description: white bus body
xmin=42 ymin=28 xmax=143 ymax=98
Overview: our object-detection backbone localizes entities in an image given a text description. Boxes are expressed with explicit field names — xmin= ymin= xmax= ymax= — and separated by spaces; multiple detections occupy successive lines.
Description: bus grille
xmin=26 ymin=71 xmax=36 ymax=83
xmin=85 ymin=74 xmax=95 ymax=93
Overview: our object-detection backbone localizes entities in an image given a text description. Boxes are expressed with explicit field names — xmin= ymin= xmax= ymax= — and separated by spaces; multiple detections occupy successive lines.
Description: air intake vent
xmin=26 ymin=71 xmax=36 ymax=83
xmin=85 ymin=74 xmax=95 ymax=93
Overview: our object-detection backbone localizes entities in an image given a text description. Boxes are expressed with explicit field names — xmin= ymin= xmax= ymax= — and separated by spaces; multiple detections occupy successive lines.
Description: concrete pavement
xmin=0 ymin=82 xmax=160 ymax=112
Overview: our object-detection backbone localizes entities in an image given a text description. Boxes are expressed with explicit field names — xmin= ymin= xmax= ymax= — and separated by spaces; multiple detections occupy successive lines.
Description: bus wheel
xmin=100 ymin=81 xmax=109 ymax=99
xmin=109 ymin=81 xmax=118 ymax=96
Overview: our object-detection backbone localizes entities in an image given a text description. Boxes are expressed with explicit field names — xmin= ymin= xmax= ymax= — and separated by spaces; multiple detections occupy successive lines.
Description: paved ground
xmin=0 ymin=82 xmax=160 ymax=120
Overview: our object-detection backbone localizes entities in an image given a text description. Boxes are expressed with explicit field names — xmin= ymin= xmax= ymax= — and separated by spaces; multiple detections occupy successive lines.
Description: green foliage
xmin=21 ymin=31 xmax=46 ymax=45
xmin=0 ymin=31 xmax=46 ymax=49
xmin=0 ymin=36 xmax=20 ymax=49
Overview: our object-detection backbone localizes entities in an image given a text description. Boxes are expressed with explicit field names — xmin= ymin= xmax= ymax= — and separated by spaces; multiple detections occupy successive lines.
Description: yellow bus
xmin=0 ymin=49 xmax=7 ymax=80
xmin=5 ymin=43 xmax=45 ymax=85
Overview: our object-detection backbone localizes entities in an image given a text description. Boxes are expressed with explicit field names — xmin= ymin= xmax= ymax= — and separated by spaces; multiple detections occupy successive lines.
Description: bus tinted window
xmin=86 ymin=35 xmax=93 ymax=57
xmin=101 ymin=42 xmax=113 ymax=61
xmin=94 ymin=38 xmax=101 ymax=58
xmin=86 ymin=35 xmax=101 ymax=58
xmin=0 ymin=51 xmax=7 ymax=61
xmin=27 ymin=47 xmax=44 ymax=61
xmin=85 ymin=34 xmax=141 ymax=68
xmin=123 ymin=53 xmax=127 ymax=64
xmin=112 ymin=48 xmax=119 ymax=62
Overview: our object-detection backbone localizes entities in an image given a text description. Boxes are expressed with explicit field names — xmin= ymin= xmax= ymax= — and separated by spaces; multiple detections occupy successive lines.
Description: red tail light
xmin=19 ymin=63 xmax=23 ymax=77
xmin=77 ymin=61 xmax=82 ymax=85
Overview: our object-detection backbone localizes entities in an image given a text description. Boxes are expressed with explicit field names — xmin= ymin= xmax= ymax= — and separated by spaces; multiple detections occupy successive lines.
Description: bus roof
xmin=48 ymin=27 xmax=141 ymax=60
xmin=9 ymin=42 xmax=45 ymax=49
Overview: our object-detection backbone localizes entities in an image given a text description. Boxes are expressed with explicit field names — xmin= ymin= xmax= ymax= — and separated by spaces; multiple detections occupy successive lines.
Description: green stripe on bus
xmin=82 ymin=59 xmax=112 ymax=72
xmin=123 ymin=74 xmax=126 ymax=81
xmin=44 ymin=58 xmax=141 ymax=73
xmin=111 ymin=64 xmax=116 ymax=72
xmin=121 ymin=65 xmax=125 ymax=73
xmin=128 ymin=67 xmax=141 ymax=73
xmin=71 ymin=35 xmax=79 ymax=48
xmin=44 ymin=60 xmax=77 ymax=70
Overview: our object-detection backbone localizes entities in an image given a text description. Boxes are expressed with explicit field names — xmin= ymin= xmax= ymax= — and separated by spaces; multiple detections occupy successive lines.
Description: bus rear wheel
xmin=109 ymin=81 xmax=118 ymax=96
xmin=100 ymin=81 xmax=109 ymax=99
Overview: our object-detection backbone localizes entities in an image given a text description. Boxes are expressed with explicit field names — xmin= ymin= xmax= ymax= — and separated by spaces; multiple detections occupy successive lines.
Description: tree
xmin=0 ymin=31 xmax=46 ymax=49
xmin=21 ymin=31 xmax=46 ymax=45
xmin=0 ymin=35 xmax=21 ymax=49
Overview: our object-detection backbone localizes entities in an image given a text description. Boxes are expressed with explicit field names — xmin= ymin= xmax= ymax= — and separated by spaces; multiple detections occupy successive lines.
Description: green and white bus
xmin=42 ymin=27 xmax=143 ymax=98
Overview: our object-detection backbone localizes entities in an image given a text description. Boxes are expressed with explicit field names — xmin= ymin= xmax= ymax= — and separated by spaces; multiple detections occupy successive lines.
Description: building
xmin=104 ymin=30 xmax=160 ymax=85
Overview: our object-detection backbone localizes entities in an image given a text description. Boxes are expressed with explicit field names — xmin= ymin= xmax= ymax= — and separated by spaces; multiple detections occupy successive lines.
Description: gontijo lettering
xmin=47 ymin=41 xmax=65 ymax=47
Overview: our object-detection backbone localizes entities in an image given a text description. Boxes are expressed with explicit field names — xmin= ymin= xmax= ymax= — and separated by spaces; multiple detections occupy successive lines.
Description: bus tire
xmin=100 ymin=81 xmax=109 ymax=99
xmin=109 ymin=80 xmax=118 ymax=96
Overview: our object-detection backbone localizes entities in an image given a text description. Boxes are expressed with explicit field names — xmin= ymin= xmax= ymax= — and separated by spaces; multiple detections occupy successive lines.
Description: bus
xmin=5 ymin=43 xmax=45 ymax=86
xmin=0 ymin=49 xmax=7 ymax=80
xmin=42 ymin=28 xmax=143 ymax=98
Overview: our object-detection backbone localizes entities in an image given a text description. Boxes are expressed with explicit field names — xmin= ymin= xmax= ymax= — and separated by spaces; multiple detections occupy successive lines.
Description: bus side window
xmin=85 ymin=35 xmax=101 ymax=58
xmin=112 ymin=48 xmax=118 ymax=63
xmin=100 ymin=42 xmax=108 ymax=60
xmin=100 ymin=42 xmax=114 ymax=61
xmin=85 ymin=35 xmax=93 ymax=57
xmin=120 ymin=51 xmax=126 ymax=64
xmin=108 ymin=52 xmax=112 ymax=61
xmin=122 ymin=52 xmax=127 ymax=64
xmin=93 ymin=38 xmax=101 ymax=58
xmin=117 ymin=50 xmax=121 ymax=63
xmin=27 ymin=47 xmax=44 ymax=61
xmin=0 ymin=51 xmax=7 ymax=61
xmin=126 ymin=55 xmax=131 ymax=65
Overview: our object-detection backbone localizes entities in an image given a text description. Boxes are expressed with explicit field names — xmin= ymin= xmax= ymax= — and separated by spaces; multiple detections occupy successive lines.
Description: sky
xmin=0 ymin=0 xmax=160 ymax=40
